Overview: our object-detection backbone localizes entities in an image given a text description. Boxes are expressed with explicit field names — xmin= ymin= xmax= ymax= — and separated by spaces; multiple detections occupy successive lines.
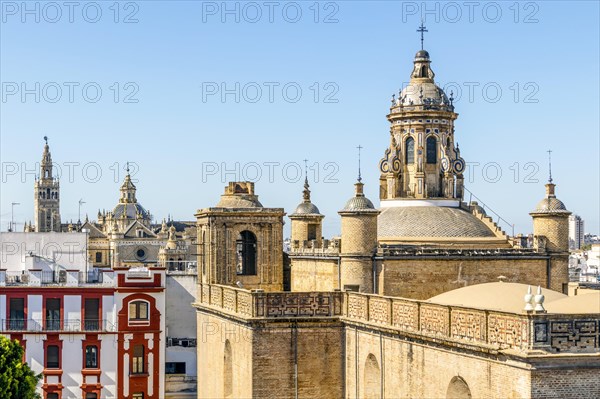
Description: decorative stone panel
xmin=391 ymin=299 xmax=419 ymax=331
xmin=451 ymin=309 xmax=486 ymax=342
xmin=420 ymin=304 xmax=449 ymax=336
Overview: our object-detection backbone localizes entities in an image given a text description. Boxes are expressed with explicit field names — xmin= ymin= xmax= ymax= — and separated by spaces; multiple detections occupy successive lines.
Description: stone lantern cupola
xmin=380 ymin=48 xmax=465 ymax=201
xmin=289 ymin=176 xmax=324 ymax=249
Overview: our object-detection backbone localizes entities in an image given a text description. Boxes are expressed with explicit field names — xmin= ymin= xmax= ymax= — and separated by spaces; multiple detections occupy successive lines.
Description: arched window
xmin=128 ymin=300 xmax=149 ymax=321
xmin=363 ymin=353 xmax=380 ymax=399
xmin=421 ymin=65 xmax=428 ymax=78
xmin=224 ymin=340 xmax=233 ymax=398
xmin=236 ymin=231 xmax=257 ymax=275
xmin=426 ymin=136 xmax=437 ymax=164
xmin=405 ymin=137 xmax=415 ymax=164
xmin=446 ymin=376 xmax=472 ymax=399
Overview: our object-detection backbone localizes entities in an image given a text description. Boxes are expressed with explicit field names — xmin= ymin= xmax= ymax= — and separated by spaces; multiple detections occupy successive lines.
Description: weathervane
xmin=357 ymin=145 xmax=363 ymax=183
xmin=417 ymin=21 xmax=428 ymax=50
xmin=547 ymin=150 xmax=553 ymax=183
xmin=126 ymin=161 xmax=130 ymax=174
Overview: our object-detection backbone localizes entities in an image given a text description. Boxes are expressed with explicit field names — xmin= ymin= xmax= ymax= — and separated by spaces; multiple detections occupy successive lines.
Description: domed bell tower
xmin=379 ymin=47 xmax=465 ymax=201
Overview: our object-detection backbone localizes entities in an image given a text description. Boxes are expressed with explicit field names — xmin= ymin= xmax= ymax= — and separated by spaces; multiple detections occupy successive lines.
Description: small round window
xmin=136 ymin=248 xmax=146 ymax=260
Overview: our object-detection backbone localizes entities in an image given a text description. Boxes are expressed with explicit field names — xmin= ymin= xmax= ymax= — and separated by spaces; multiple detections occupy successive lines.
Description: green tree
xmin=0 ymin=335 xmax=41 ymax=399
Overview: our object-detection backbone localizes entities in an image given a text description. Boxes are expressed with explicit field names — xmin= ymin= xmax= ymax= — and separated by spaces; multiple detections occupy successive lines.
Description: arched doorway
xmin=363 ymin=353 xmax=380 ymax=399
xmin=446 ymin=376 xmax=472 ymax=399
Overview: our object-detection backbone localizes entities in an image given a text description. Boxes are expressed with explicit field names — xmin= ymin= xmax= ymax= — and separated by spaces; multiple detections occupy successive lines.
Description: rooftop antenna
xmin=357 ymin=145 xmax=363 ymax=183
xmin=78 ymin=199 xmax=86 ymax=224
xmin=417 ymin=21 xmax=428 ymax=50
xmin=547 ymin=149 xmax=553 ymax=183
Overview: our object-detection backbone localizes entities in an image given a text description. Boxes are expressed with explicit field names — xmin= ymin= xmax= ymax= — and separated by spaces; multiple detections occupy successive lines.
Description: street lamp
xmin=10 ymin=202 xmax=20 ymax=232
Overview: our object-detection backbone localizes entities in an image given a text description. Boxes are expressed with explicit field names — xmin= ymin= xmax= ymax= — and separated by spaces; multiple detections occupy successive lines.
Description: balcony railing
xmin=0 ymin=319 xmax=117 ymax=332
xmin=1 ymin=269 xmax=114 ymax=287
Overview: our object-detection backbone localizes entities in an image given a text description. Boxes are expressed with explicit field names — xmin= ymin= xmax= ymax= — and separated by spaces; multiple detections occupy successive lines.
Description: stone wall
xmin=290 ymin=257 xmax=339 ymax=292
xmin=379 ymin=257 xmax=552 ymax=299
xmin=531 ymin=369 xmax=600 ymax=399
xmin=533 ymin=215 xmax=570 ymax=253
xmin=196 ymin=311 xmax=254 ymax=399
xmin=195 ymin=285 xmax=600 ymax=399
xmin=345 ymin=328 xmax=532 ymax=399
xmin=195 ymin=285 xmax=344 ymax=399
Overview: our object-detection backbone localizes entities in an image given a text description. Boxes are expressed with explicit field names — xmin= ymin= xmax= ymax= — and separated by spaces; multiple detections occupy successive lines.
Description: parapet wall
xmin=196 ymin=283 xmax=599 ymax=354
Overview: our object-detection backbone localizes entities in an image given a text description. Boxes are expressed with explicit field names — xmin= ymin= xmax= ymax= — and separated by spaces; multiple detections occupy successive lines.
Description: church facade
xmin=193 ymin=46 xmax=599 ymax=398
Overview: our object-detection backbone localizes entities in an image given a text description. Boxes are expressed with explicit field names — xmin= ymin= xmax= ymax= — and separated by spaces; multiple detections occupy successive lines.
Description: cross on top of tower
xmin=357 ymin=145 xmax=363 ymax=183
xmin=547 ymin=149 xmax=553 ymax=183
xmin=417 ymin=22 xmax=428 ymax=50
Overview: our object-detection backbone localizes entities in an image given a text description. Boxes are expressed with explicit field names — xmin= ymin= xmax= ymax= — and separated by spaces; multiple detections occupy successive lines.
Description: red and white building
xmin=0 ymin=232 xmax=166 ymax=399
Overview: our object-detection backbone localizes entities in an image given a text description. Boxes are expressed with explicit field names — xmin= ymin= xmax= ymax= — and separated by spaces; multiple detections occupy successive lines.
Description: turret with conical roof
xmin=530 ymin=179 xmax=571 ymax=253
xmin=338 ymin=177 xmax=380 ymax=293
xmin=529 ymin=156 xmax=570 ymax=293
xmin=289 ymin=175 xmax=324 ymax=248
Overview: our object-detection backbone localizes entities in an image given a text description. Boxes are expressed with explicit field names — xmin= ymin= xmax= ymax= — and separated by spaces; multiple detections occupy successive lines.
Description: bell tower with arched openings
xmin=34 ymin=136 xmax=61 ymax=232
xmin=195 ymin=182 xmax=284 ymax=292
xmin=379 ymin=46 xmax=465 ymax=201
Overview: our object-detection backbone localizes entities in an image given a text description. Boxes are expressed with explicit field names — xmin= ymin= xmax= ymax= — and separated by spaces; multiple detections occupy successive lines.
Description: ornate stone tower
xmin=196 ymin=182 xmax=284 ymax=292
xmin=379 ymin=49 xmax=465 ymax=201
xmin=289 ymin=177 xmax=324 ymax=248
xmin=100 ymin=167 xmax=152 ymax=233
xmin=34 ymin=137 xmax=61 ymax=232
xmin=338 ymin=180 xmax=379 ymax=293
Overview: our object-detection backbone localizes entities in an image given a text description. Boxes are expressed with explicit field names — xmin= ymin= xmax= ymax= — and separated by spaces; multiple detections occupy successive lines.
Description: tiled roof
xmin=378 ymin=206 xmax=496 ymax=238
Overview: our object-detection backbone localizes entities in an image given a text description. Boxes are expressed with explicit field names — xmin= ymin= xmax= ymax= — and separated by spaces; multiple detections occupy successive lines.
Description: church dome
xmin=340 ymin=182 xmax=377 ymax=212
xmin=530 ymin=183 xmax=570 ymax=215
xmin=378 ymin=206 xmax=496 ymax=239
xmin=415 ymin=49 xmax=430 ymax=60
xmin=342 ymin=196 xmax=375 ymax=212
xmin=293 ymin=202 xmax=321 ymax=215
xmin=532 ymin=197 xmax=569 ymax=214
xmin=112 ymin=202 xmax=148 ymax=219
xmin=399 ymin=81 xmax=450 ymax=107
xmin=391 ymin=49 xmax=454 ymax=113
xmin=290 ymin=178 xmax=322 ymax=216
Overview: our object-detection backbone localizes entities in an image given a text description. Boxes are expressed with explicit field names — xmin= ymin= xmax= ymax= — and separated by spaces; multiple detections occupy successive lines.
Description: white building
xmin=569 ymin=214 xmax=585 ymax=250
xmin=0 ymin=232 xmax=166 ymax=399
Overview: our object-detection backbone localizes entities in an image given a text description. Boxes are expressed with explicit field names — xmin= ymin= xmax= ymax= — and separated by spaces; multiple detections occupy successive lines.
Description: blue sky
xmin=1 ymin=0 xmax=599 ymax=238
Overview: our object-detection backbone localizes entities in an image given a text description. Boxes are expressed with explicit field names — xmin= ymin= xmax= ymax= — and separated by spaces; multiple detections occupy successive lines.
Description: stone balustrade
xmin=196 ymin=283 xmax=599 ymax=354
xmin=197 ymin=283 xmax=343 ymax=318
